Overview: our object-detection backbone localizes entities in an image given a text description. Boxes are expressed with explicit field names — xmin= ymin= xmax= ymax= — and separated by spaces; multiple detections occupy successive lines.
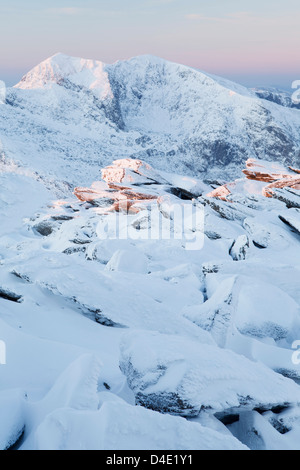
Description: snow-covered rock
xmin=243 ymin=218 xmax=270 ymax=248
xmin=183 ymin=276 xmax=238 ymax=347
xmin=102 ymin=159 xmax=168 ymax=185
xmin=279 ymin=212 xmax=300 ymax=236
xmin=184 ymin=275 xmax=300 ymax=346
xmin=271 ymin=187 xmax=300 ymax=209
xmin=229 ymin=235 xmax=250 ymax=261
xmin=119 ymin=330 xmax=300 ymax=417
xmin=235 ymin=281 xmax=300 ymax=341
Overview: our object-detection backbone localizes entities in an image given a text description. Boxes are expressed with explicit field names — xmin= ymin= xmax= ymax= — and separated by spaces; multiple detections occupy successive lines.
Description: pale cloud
xmin=46 ymin=7 xmax=83 ymax=16
xmin=45 ymin=7 xmax=124 ymax=17
xmin=185 ymin=12 xmax=254 ymax=22
xmin=149 ymin=0 xmax=176 ymax=3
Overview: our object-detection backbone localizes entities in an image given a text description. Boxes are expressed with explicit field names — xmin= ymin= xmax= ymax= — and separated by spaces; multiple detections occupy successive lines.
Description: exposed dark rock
xmin=0 ymin=288 xmax=23 ymax=303
xmin=63 ymin=246 xmax=87 ymax=255
xmin=33 ymin=221 xmax=55 ymax=236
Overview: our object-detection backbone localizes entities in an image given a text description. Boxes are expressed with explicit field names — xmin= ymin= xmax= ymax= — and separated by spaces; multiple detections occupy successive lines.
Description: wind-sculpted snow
xmin=29 ymin=356 xmax=247 ymax=450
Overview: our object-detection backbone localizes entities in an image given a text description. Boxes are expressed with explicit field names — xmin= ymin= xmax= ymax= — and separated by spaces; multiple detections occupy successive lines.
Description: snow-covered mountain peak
xmin=1 ymin=53 xmax=299 ymax=186
xmin=15 ymin=52 xmax=113 ymax=100
xmin=15 ymin=52 xmax=251 ymax=100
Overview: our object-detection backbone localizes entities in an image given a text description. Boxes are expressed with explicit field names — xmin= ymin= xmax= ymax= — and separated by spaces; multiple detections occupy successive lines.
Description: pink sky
xmin=0 ymin=2 xmax=299 ymax=88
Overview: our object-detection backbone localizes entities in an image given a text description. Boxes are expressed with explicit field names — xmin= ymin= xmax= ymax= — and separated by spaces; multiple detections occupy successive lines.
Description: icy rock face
xmin=119 ymin=331 xmax=300 ymax=417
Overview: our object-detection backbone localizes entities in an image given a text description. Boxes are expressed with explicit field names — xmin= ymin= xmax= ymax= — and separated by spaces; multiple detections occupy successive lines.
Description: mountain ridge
xmin=1 ymin=53 xmax=300 ymax=190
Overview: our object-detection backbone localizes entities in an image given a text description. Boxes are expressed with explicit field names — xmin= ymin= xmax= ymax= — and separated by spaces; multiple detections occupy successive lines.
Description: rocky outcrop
xmin=101 ymin=159 xmax=168 ymax=186
xmin=243 ymin=159 xmax=300 ymax=198
xmin=206 ymin=158 xmax=300 ymax=205
xmin=74 ymin=160 xmax=159 ymax=214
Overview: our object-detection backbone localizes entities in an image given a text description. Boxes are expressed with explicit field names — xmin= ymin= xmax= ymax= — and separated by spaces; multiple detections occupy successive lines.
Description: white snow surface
xmin=0 ymin=53 xmax=300 ymax=450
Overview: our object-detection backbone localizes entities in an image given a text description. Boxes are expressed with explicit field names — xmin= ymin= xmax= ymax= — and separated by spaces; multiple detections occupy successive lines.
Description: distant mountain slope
xmin=253 ymin=87 xmax=300 ymax=110
xmin=0 ymin=53 xmax=299 ymax=189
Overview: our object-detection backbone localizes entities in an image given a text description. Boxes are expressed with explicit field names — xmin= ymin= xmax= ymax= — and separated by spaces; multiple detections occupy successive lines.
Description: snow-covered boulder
xmin=183 ymin=276 xmax=238 ymax=347
xmin=185 ymin=276 xmax=300 ymax=345
xmin=235 ymin=281 xmax=300 ymax=341
xmin=243 ymin=218 xmax=270 ymax=248
xmin=102 ymin=159 xmax=168 ymax=186
xmin=229 ymin=235 xmax=250 ymax=260
xmin=119 ymin=330 xmax=300 ymax=417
